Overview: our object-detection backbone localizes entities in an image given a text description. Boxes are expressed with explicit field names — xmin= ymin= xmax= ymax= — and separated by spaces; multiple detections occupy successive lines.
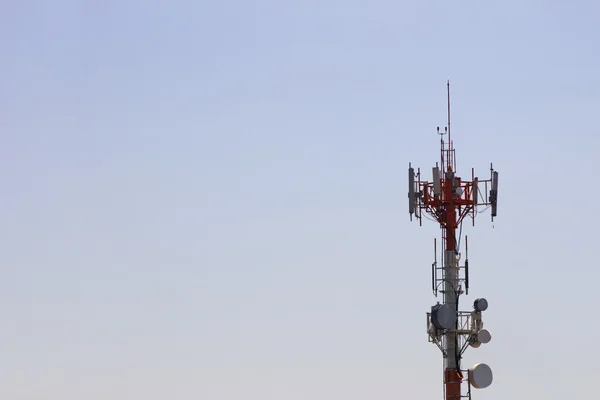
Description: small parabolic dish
xmin=477 ymin=329 xmax=492 ymax=344
xmin=470 ymin=340 xmax=481 ymax=348
xmin=431 ymin=304 xmax=456 ymax=330
xmin=474 ymin=298 xmax=488 ymax=312
xmin=469 ymin=363 xmax=493 ymax=389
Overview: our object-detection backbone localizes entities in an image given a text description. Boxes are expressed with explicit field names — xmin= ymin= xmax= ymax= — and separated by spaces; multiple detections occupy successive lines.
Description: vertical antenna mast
xmin=408 ymin=82 xmax=499 ymax=400
xmin=447 ymin=80 xmax=451 ymax=153
xmin=447 ymin=81 xmax=453 ymax=172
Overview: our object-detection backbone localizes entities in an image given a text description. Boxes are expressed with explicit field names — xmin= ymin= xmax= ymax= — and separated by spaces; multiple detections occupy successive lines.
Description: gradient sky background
xmin=1 ymin=1 xmax=599 ymax=399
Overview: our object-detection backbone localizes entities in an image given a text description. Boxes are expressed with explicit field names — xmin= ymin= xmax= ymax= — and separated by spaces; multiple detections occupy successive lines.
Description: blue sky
xmin=1 ymin=1 xmax=599 ymax=399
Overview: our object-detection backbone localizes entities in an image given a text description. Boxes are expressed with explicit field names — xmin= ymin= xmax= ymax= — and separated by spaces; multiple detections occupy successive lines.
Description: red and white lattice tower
xmin=408 ymin=82 xmax=499 ymax=400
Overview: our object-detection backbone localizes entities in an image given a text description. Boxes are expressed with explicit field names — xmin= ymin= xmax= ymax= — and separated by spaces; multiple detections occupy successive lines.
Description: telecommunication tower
xmin=408 ymin=82 xmax=499 ymax=399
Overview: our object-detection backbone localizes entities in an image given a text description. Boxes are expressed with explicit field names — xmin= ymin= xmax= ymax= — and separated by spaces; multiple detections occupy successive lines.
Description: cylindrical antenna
xmin=447 ymin=80 xmax=451 ymax=139
xmin=465 ymin=235 xmax=469 ymax=294
xmin=447 ymin=80 xmax=451 ymax=170
xmin=432 ymin=238 xmax=437 ymax=294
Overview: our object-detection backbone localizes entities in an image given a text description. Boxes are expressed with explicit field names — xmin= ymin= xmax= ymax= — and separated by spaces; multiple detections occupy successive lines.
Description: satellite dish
xmin=431 ymin=304 xmax=456 ymax=330
xmin=469 ymin=340 xmax=481 ymax=348
xmin=469 ymin=363 xmax=493 ymax=389
xmin=477 ymin=329 xmax=492 ymax=344
xmin=474 ymin=298 xmax=488 ymax=312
